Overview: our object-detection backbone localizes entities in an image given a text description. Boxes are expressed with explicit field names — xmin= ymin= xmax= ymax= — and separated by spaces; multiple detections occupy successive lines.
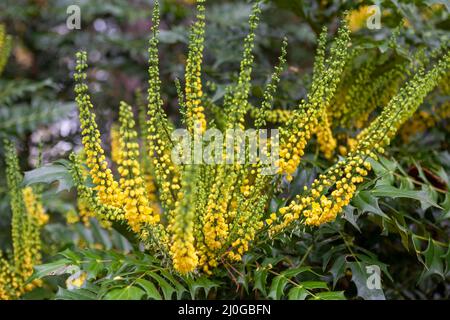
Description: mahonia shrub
xmin=63 ymin=0 xmax=449 ymax=278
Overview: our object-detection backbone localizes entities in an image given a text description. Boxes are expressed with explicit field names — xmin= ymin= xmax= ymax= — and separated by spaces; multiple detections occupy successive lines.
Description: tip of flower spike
xmin=151 ymin=0 xmax=161 ymax=33
xmin=74 ymin=51 xmax=88 ymax=81
xmin=75 ymin=50 xmax=87 ymax=64
xmin=249 ymin=3 xmax=261 ymax=29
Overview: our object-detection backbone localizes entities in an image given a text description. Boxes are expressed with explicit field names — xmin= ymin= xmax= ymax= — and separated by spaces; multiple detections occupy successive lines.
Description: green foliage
xmin=32 ymin=246 xmax=348 ymax=300
xmin=31 ymin=248 xmax=219 ymax=300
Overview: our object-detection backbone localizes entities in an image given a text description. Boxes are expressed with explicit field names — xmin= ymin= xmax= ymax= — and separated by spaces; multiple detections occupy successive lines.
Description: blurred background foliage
xmin=0 ymin=0 xmax=449 ymax=299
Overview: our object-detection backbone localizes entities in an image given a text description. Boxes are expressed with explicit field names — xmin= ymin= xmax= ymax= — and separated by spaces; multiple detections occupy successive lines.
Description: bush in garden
xmin=68 ymin=0 xmax=448 ymax=275
xmin=1 ymin=0 xmax=449 ymax=300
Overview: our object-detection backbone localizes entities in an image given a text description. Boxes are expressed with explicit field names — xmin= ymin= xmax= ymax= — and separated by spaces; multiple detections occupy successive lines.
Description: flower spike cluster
xmin=185 ymin=0 xmax=207 ymax=134
xmin=74 ymin=51 xmax=123 ymax=210
xmin=224 ymin=3 xmax=261 ymax=130
xmin=269 ymin=51 xmax=449 ymax=235
xmin=69 ymin=152 xmax=125 ymax=224
xmin=254 ymin=38 xmax=288 ymax=129
xmin=169 ymin=166 xmax=199 ymax=273
xmin=277 ymin=22 xmax=351 ymax=180
xmin=146 ymin=1 xmax=180 ymax=212
xmin=117 ymin=101 xmax=160 ymax=233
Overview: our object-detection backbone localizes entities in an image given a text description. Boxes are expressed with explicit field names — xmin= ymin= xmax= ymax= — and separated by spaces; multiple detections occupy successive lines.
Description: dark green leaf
xmin=253 ymin=268 xmax=268 ymax=296
xmin=353 ymin=191 xmax=390 ymax=219
xmin=147 ymin=273 xmax=175 ymax=300
xmin=419 ymin=238 xmax=445 ymax=282
xmin=135 ymin=279 xmax=162 ymax=300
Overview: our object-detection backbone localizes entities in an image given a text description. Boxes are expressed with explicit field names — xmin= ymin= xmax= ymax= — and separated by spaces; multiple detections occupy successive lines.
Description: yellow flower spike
xmin=278 ymin=21 xmax=350 ymax=179
xmin=254 ymin=38 xmax=288 ymax=129
xmin=225 ymin=181 xmax=268 ymax=262
xmin=1 ymin=142 xmax=46 ymax=299
xmin=197 ymin=166 xmax=235 ymax=266
xmin=146 ymin=1 xmax=180 ymax=212
xmin=117 ymin=101 xmax=160 ymax=234
xmin=74 ymin=51 xmax=123 ymax=210
xmin=184 ymin=0 xmax=207 ymax=133
xmin=194 ymin=170 xmax=221 ymax=269
xmin=224 ymin=3 xmax=261 ymax=129
xmin=169 ymin=166 xmax=199 ymax=274
xmin=248 ymin=106 xmax=292 ymax=124
xmin=69 ymin=152 xmax=126 ymax=224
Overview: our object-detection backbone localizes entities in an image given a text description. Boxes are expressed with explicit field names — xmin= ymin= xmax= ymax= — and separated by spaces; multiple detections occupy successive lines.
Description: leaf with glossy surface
xmin=28 ymin=259 xmax=75 ymax=283
xmin=147 ymin=273 xmax=175 ymax=300
xmin=315 ymin=291 xmax=346 ymax=300
xmin=371 ymin=185 xmax=441 ymax=209
xmin=288 ymin=286 xmax=309 ymax=300
xmin=135 ymin=279 xmax=162 ymax=300
xmin=104 ymin=286 xmax=145 ymax=300
xmin=419 ymin=238 xmax=445 ymax=282
xmin=56 ymin=287 xmax=98 ymax=300
xmin=23 ymin=160 xmax=74 ymax=193
xmin=268 ymin=275 xmax=288 ymax=300
xmin=353 ymin=191 xmax=390 ymax=219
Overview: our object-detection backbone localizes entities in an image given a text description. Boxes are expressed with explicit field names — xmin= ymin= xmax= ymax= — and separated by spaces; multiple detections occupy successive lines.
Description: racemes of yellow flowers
xmin=68 ymin=0 xmax=449 ymax=275
xmin=0 ymin=142 xmax=49 ymax=299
